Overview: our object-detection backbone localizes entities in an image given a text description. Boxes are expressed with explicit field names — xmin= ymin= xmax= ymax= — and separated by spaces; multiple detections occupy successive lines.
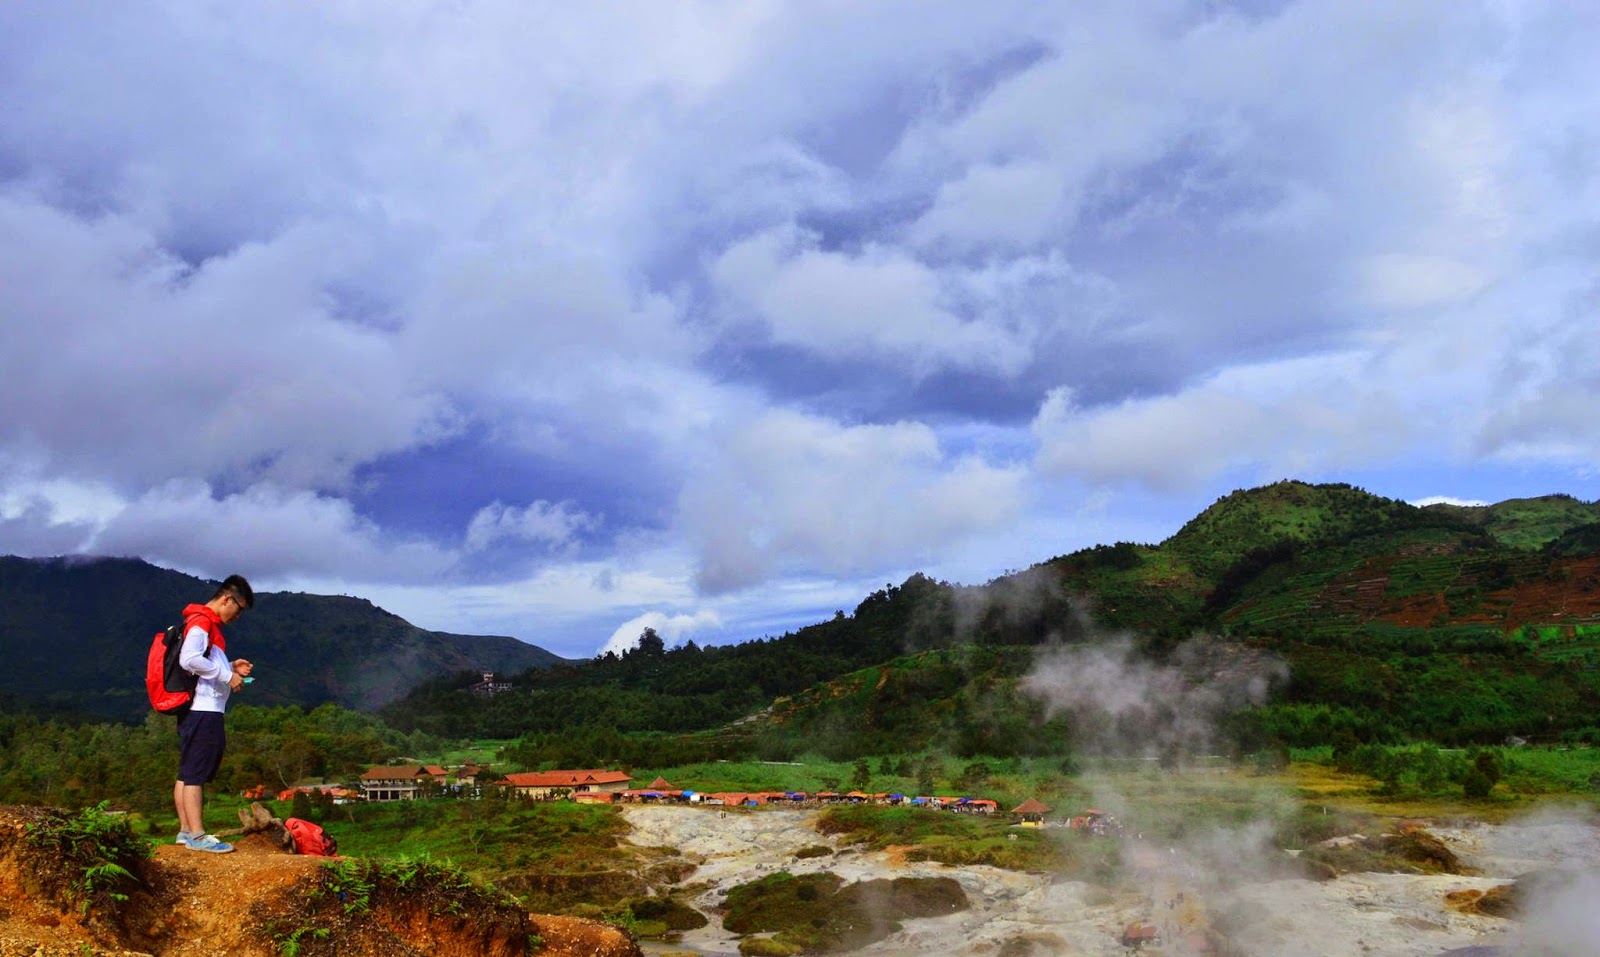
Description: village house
xmin=1011 ymin=797 xmax=1052 ymax=826
xmin=358 ymin=765 xmax=434 ymax=802
xmin=469 ymin=671 xmax=513 ymax=695
xmin=454 ymin=763 xmax=490 ymax=787
xmin=499 ymin=768 xmax=632 ymax=800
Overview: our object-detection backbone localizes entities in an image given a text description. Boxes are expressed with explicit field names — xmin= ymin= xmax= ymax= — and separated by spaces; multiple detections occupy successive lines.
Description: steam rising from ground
xmin=1021 ymin=634 xmax=1285 ymax=759
xmin=1464 ymin=805 xmax=1600 ymax=956
xmin=1016 ymin=633 xmax=1298 ymax=953
xmin=1016 ymin=635 xmax=1600 ymax=956
xmin=1506 ymin=867 xmax=1600 ymax=955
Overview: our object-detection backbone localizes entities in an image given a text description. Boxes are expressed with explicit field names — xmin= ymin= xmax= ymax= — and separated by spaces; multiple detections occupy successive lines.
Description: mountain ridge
xmin=387 ymin=480 xmax=1600 ymax=755
xmin=8 ymin=480 xmax=1600 ymax=750
xmin=0 ymin=555 xmax=570 ymax=721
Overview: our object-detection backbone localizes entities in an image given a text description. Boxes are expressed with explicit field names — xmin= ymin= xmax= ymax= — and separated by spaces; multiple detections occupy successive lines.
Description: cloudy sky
xmin=3 ymin=1 xmax=1598 ymax=658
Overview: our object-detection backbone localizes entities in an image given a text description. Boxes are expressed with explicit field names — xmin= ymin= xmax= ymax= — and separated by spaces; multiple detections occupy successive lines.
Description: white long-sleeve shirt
xmin=179 ymin=625 xmax=234 ymax=713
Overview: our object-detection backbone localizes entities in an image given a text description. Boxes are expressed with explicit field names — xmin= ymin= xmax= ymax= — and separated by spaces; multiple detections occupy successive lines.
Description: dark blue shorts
xmin=176 ymin=710 xmax=226 ymax=785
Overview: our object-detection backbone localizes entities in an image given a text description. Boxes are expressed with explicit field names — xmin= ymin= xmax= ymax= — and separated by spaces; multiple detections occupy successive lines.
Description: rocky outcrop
xmin=1300 ymin=825 xmax=1467 ymax=876
xmin=1445 ymin=884 xmax=1518 ymax=918
xmin=529 ymin=915 xmax=643 ymax=957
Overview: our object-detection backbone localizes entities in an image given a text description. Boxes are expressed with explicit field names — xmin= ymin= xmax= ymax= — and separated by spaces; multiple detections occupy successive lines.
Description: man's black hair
xmin=214 ymin=574 xmax=255 ymax=609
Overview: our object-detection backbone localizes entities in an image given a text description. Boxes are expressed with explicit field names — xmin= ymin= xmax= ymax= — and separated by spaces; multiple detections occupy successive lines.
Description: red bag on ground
xmin=284 ymin=817 xmax=338 ymax=856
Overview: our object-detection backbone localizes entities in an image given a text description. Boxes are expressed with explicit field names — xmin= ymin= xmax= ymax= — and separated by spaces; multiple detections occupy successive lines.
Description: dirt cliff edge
xmin=0 ymin=806 xmax=640 ymax=957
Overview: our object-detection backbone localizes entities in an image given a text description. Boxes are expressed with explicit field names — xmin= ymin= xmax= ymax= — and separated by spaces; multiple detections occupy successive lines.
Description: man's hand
xmin=229 ymin=658 xmax=254 ymax=691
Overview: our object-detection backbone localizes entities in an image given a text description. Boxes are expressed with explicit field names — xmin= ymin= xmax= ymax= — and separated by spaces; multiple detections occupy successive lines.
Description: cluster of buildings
xmin=319 ymin=766 xmax=1060 ymax=822
xmin=600 ymin=779 xmax=1004 ymax=813
xmin=250 ymin=765 xmax=1069 ymax=826
xmin=347 ymin=762 xmax=494 ymax=801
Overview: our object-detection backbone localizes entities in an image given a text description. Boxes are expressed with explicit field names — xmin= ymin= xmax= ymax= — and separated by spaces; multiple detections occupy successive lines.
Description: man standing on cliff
xmin=173 ymin=574 xmax=255 ymax=853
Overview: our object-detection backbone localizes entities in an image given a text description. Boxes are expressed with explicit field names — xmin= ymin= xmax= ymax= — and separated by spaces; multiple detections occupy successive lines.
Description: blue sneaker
xmin=185 ymin=833 xmax=235 ymax=854
xmin=175 ymin=830 xmax=194 ymax=845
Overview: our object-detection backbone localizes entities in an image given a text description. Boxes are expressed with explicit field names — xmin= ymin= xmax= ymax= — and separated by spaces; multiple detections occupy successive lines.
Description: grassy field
xmin=1499 ymin=746 xmax=1600 ymax=792
xmin=1280 ymin=750 xmax=1600 ymax=823
xmin=125 ymin=745 xmax=1597 ymax=887
xmin=815 ymin=803 xmax=1080 ymax=873
xmin=296 ymin=797 xmax=627 ymax=879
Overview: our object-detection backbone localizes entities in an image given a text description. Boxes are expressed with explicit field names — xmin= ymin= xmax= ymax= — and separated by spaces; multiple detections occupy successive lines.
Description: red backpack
xmin=284 ymin=817 xmax=338 ymax=856
xmin=145 ymin=617 xmax=208 ymax=714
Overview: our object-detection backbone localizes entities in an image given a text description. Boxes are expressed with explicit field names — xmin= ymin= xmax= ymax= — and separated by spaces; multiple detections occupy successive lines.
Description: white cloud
xmin=465 ymin=500 xmax=600 ymax=553
xmin=91 ymin=481 xmax=456 ymax=582
xmin=711 ymin=225 xmax=1032 ymax=375
xmin=680 ymin=409 xmax=1026 ymax=592
xmin=1409 ymin=496 xmax=1489 ymax=508
xmin=0 ymin=500 xmax=96 ymax=556
xmin=0 ymin=193 xmax=456 ymax=490
xmin=1030 ymin=347 xmax=1424 ymax=492
xmin=601 ymin=609 xmax=726 ymax=657
xmin=3 ymin=1 xmax=1600 ymax=654
xmin=1357 ymin=253 xmax=1490 ymax=312
xmin=908 ymin=161 xmax=1065 ymax=250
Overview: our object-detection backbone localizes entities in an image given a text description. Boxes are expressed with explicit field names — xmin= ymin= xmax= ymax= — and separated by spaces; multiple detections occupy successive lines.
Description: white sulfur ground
xmin=620 ymin=804 xmax=1600 ymax=957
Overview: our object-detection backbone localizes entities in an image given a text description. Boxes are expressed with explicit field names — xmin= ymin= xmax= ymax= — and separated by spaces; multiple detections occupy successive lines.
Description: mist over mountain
xmin=0 ymin=555 xmax=569 ymax=721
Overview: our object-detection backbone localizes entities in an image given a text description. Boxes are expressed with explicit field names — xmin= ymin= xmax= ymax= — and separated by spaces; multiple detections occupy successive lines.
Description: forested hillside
xmin=0 ymin=556 xmax=569 ymax=720
xmin=382 ymin=482 xmax=1600 ymax=759
xmin=7 ymin=481 xmax=1600 ymax=761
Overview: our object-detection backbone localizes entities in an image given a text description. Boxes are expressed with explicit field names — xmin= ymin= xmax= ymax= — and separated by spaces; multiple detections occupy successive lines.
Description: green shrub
xmin=1462 ymin=769 xmax=1494 ymax=799
xmin=793 ymin=845 xmax=833 ymax=860
xmin=626 ymin=894 xmax=708 ymax=930
xmin=18 ymin=802 xmax=150 ymax=918
xmin=723 ymin=871 xmax=967 ymax=954
xmin=1473 ymin=750 xmax=1503 ymax=786
xmin=739 ymin=937 xmax=804 ymax=957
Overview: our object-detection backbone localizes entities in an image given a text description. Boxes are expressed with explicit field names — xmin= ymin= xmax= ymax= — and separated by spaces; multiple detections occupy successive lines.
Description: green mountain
xmin=1423 ymin=493 xmax=1600 ymax=549
xmin=9 ymin=481 xmax=1600 ymax=752
xmin=385 ymin=481 xmax=1600 ymax=755
xmin=0 ymin=556 xmax=569 ymax=721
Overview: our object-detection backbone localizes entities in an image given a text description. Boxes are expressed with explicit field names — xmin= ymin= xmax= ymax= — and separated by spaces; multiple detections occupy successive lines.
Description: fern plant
xmin=19 ymin=802 xmax=150 ymax=918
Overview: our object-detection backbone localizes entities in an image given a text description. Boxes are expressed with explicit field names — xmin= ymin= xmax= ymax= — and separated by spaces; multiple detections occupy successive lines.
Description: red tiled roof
xmin=359 ymin=765 xmax=429 ymax=781
xmin=500 ymin=769 xmax=632 ymax=788
xmin=1011 ymin=798 xmax=1052 ymax=814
